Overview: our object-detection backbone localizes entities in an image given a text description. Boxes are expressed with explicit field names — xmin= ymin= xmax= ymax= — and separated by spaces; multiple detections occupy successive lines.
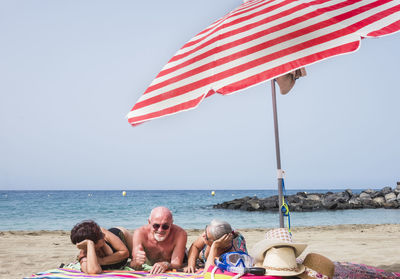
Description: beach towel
xmin=333 ymin=262 xmax=400 ymax=279
xmin=203 ymin=265 xmax=282 ymax=279
xmin=25 ymin=268 xmax=204 ymax=279
xmin=26 ymin=267 xmax=280 ymax=279
xmin=25 ymin=262 xmax=400 ymax=279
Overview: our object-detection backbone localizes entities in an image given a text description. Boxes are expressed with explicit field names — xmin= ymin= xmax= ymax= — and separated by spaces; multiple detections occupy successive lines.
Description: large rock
xmin=372 ymin=197 xmax=385 ymax=207
xmin=286 ymin=195 xmax=301 ymax=203
xmin=248 ymin=200 xmax=260 ymax=210
xmin=288 ymin=203 xmax=303 ymax=212
xmin=296 ymin=192 xmax=307 ymax=198
xmin=363 ymin=189 xmax=375 ymax=195
xmin=359 ymin=192 xmax=372 ymax=201
xmin=348 ymin=197 xmax=363 ymax=208
xmin=261 ymin=199 xmax=278 ymax=209
xmin=301 ymin=199 xmax=322 ymax=211
xmin=370 ymin=190 xmax=382 ymax=199
xmin=381 ymin=187 xmax=393 ymax=196
xmin=227 ymin=202 xmax=242 ymax=209
xmin=385 ymin=192 xmax=397 ymax=203
xmin=325 ymin=192 xmax=350 ymax=203
xmin=384 ymin=201 xmax=399 ymax=209
xmin=306 ymin=194 xmax=321 ymax=201
xmin=213 ymin=186 xmax=400 ymax=212
xmin=361 ymin=199 xmax=376 ymax=208
xmin=240 ymin=203 xmax=254 ymax=211
xmin=336 ymin=202 xmax=352 ymax=209
xmin=322 ymin=201 xmax=338 ymax=210
xmin=345 ymin=189 xmax=353 ymax=197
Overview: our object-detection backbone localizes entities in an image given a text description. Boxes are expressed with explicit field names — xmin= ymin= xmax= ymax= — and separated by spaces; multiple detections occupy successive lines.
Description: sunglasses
xmin=152 ymin=223 xmax=170 ymax=230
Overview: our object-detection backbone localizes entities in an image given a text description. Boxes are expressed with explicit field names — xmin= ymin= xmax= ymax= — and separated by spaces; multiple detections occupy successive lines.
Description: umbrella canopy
xmin=127 ymin=0 xmax=400 ymax=125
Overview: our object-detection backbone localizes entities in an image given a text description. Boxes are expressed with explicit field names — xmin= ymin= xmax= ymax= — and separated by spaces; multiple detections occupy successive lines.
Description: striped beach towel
xmin=25 ymin=262 xmax=400 ymax=279
xmin=25 ymin=269 xmax=204 ymax=279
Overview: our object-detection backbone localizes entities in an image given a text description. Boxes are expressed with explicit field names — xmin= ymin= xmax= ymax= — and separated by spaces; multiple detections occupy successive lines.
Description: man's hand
xmin=131 ymin=246 xmax=146 ymax=269
xmin=150 ymin=261 xmax=170 ymax=274
xmin=183 ymin=265 xmax=197 ymax=273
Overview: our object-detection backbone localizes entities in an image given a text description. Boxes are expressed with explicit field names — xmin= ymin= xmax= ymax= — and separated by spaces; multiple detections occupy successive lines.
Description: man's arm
xmin=149 ymin=227 xmax=187 ymax=274
xmin=130 ymin=228 xmax=147 ymax=270
xmin=170 ymin=227 xmax=188 ymax=269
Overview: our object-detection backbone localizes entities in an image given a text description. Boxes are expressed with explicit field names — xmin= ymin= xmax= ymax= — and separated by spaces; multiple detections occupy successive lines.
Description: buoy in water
xmin=211 ymin=191 xmax=215 ymax=196
xmin=122 ymin=191 xmax=127 ymax=197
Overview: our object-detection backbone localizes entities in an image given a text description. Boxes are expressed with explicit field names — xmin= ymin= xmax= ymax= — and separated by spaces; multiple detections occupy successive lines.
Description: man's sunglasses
xmin=152 ymin=223 xmax=170 ymax=230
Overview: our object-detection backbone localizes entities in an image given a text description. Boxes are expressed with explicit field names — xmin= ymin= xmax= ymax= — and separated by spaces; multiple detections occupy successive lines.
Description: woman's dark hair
xmin=70 ymin=220 xmax=104 ymax=244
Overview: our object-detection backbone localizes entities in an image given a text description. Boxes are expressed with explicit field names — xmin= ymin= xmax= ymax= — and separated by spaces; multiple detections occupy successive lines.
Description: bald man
xmin=130 ymin=207 xmax=187 ymax=274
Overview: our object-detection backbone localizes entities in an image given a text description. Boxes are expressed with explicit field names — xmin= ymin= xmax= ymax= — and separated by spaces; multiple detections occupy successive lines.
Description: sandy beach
xmin=1 ymin=224 xmax=399 ymax=279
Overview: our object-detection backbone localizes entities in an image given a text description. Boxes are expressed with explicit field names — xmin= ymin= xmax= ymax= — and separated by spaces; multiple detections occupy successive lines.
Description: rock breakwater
xmin=213 ymin=185 xmax=400 ymax=212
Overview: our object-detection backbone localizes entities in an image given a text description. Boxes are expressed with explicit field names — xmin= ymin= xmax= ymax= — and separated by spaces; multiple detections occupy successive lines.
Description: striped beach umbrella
xmin=127 ymin=0 xmax=400 ymax=226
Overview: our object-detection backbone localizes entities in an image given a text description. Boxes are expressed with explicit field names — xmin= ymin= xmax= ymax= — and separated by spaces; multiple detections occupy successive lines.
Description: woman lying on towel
xmin=184 ymin=219 xmax=247 ymax=273
xmin=70 ymin=220 xmax=133 ymax=274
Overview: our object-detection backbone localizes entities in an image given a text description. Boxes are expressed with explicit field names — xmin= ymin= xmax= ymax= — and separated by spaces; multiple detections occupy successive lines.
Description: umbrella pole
xmin=270 ymin=79 xmax=284 ymax=228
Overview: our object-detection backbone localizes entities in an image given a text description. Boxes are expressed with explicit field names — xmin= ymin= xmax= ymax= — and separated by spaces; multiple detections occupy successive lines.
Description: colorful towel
xmin=25 ymin=268 xmax=204 ymax=279
xmin=333 ymin=262 xmax=400 ymax=279
xmin=25 ymin=262 xmax=400 ymax=279
xmin=203 ymin=265 xmax=282 ymax=279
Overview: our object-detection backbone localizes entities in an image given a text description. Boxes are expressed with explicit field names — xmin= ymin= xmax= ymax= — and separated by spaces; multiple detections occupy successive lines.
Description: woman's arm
xmin=184 ymin=235 xmax=205 ymax=273
xmin=77 ymin=240 xmax=102 ymax=274
xmin=98 ymin=228 xmax=129 ymax=266
xmin=204 ymin=234 xmax=233 ymax=272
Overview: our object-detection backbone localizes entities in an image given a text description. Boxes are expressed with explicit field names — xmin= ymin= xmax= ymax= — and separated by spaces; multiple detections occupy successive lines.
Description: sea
xmin=0 ymin=189 xmax=399 ymax=231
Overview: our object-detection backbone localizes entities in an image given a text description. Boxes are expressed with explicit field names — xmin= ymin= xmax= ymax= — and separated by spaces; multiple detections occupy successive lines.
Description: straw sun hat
xmin=250 ymin=228 xmax=307 ymax=277
xmin=298 ymin=253 xmax=335 ymax=279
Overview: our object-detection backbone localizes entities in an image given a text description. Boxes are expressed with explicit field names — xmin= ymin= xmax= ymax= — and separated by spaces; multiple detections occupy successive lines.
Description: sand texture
xmin=1 ymin=224 xmax=399 ymax=279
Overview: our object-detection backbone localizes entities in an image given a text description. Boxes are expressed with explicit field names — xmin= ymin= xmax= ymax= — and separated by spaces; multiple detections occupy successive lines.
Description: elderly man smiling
xmin=130 ymin=206 xmax=187 ymax=274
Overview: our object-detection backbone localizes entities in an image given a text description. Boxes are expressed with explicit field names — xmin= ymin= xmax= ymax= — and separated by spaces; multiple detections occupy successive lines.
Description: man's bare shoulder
xmin=172 ymin=225 xmax=187 ymax=237
xmin=134 ymin=225 xmax=150 ymax=237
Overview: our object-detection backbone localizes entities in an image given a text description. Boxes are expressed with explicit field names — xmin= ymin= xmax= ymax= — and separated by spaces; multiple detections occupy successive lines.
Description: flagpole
xmin=271 ymin=79 xmax=284 ymax=228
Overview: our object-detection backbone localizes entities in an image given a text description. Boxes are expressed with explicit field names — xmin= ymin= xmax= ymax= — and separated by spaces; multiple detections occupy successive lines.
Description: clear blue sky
xmin=1 ymin=0 xmax=399 ymax=190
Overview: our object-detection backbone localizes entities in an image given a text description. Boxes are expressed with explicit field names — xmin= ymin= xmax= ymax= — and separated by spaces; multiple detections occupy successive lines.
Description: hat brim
xmin=263 ymin=263 xmax=305 ymax=277
xmin=250 ymin=239 xmax=307 ymax=263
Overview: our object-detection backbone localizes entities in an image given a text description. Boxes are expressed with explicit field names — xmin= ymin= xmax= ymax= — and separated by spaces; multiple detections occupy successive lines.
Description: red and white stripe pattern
xmin=127 ymin=0 xmax=400 ymax=125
